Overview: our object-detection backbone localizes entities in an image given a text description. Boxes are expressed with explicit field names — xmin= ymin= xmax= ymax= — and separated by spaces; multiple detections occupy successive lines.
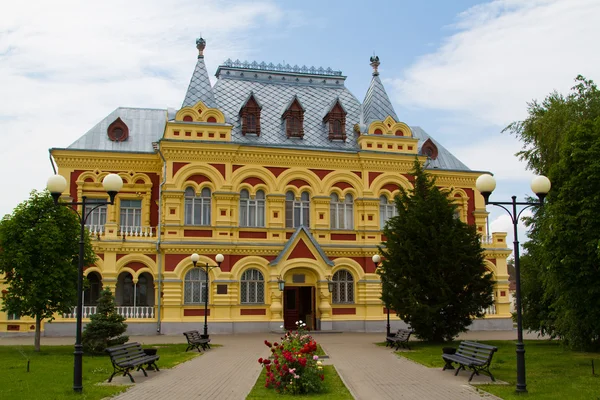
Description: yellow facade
xmin=0 ymin=42 xmax=511 ymax=335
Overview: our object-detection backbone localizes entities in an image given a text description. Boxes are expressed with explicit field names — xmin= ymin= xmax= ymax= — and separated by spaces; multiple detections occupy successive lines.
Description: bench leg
xmin=108 ymin=371 xmax=117 ymax=383
xmin=136 ymin=365 xmax=149 ymax=377
xmin=124 ymin=369 xmax=135 ymax=383
xmin=153 ymin=362 xmax=160 ymax=372
xmin=454 ymin=365 xmax=464 ymax=376
xmin=468 ymin=369 xmax=479 ymax=383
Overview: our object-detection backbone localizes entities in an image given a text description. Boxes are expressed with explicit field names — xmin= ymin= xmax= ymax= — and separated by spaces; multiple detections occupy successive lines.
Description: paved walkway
xmin=1 ymin=330 xmax=543 ymax=399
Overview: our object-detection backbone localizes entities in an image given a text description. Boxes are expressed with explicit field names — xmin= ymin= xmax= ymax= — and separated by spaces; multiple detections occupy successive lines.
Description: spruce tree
xmin=378 ymin=160 xmax=493 ymax=342
xmin=82 ymin=287 xmax=128 ymax=354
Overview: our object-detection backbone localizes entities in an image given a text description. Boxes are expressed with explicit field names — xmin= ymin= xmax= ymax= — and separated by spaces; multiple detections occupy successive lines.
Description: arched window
xmin=379 ymin=195 xmax=398 ymax=228
xmin=184 ymin=268 xmax=208 ymax=304
xmin=285 ymin=191 xmax=310 ymax=228
xmin=83 ymin=272 xmax=103 ymax=306
xmin=240 ymin=268 xmax=265 ymax=304
xmin=330 ymin=193 xmax=354 ymax=230
xmin=122 ymin=273 xmax=135 ymax=306
xmin=185 ymin=187 xmax=211 ymax=226
xmin=246 ymin=114 xmax=257 ymax=132
xmin=240 ymin=189 xmax=265 ymax=227
xmin=332 ymin=269 xmax=354 ymax=304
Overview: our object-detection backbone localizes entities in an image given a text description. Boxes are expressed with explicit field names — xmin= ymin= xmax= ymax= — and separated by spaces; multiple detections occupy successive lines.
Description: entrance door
xmin=284 ymin=287 xmax=299 ymax=330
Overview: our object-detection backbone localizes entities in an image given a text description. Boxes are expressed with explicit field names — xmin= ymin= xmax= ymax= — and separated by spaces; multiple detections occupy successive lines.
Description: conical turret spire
xmin=182 ymin=37 xmax=217 ymax=108
xmin=362 ymin=55 xmax=398 ymax=125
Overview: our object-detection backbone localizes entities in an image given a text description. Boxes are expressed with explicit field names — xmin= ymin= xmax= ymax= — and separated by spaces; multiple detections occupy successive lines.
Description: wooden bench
xmin=183 ymin=330 xmax=211 ymax=352
xmin=385 ymin=328 xmax=413 ymax=350
xmin=442 ymin=341 xmax=497 ymax=382
xmin=105 ymin=342 xmax=160 ymax=383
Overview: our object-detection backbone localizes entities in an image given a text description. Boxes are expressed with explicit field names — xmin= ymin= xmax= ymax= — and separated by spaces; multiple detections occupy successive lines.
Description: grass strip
xmin=0 ymin=343 xmax=200 ymax=400
xmin=247 ymin=365 xmax=353 ymax=399
xmin=387 ymin=339 xmax=600 ymax=400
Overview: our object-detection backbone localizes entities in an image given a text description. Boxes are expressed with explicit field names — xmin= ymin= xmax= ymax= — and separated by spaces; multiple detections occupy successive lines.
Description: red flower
xmin=264 ymin=359 xmax=271 ymax=365
xmin=258 ymin=357 xmax=263 ymax=363
xmin=320 ymin=374 xmax=324 ymax=381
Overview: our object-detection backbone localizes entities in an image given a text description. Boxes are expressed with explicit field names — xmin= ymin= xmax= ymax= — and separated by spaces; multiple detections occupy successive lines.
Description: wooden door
xmin=284 ymin=287 xmax=299 ymax=330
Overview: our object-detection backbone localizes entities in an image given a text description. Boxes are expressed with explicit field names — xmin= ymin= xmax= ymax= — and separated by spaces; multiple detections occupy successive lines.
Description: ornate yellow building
xmin=1 ymin=38 xmax=511 ymax=336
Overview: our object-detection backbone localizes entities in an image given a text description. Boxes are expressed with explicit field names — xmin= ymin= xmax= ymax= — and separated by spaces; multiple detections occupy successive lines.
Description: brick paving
xmin=1 ymin=330 xmax=541 ymax=399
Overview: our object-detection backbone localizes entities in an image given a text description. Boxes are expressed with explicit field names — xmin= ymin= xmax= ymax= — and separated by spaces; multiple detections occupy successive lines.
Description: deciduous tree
xmin=505 ymin=75 xmax=600 ymax=350
xmin=0 ymin=190 xmax=96 ymax=351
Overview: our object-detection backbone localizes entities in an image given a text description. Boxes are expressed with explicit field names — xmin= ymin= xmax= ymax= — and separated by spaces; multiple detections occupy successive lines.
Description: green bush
xmin=82 ymin=288 xmax=128 ymax=354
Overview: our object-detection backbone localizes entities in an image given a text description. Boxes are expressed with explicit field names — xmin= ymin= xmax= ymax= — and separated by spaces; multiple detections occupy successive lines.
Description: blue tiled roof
xmin=61 ymin=55 xmax=471 ymax=172
xmin=213 ymin=65 xmax=361 ymax=151
xmin=182 ymin=56 xmax=217 ymax=109
xmin=363 ymin=75 xmax=399 ymax=125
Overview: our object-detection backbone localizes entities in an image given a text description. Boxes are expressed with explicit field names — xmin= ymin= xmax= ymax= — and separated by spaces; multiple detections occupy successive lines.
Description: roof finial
xmin=370 ymin=55 xmax=380 ymax=76
xmin=196 ymin=37 xmax=206 ymax=58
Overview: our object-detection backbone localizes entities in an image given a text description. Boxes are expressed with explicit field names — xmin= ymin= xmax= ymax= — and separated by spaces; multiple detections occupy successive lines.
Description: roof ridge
xmin=220 ymin=59 xmax=343 ymax=77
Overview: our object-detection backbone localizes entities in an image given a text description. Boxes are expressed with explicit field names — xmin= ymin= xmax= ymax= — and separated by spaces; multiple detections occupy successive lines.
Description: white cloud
xmin=0 ymin=0 xmax=286 ymax=216
xmin=489 ymin=208 xmax=533 ymax=252
xmin=391 ymin=0 xmax=600 ymax=126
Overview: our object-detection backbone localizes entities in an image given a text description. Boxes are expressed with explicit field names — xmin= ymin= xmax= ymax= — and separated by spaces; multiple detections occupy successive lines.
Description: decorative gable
xmin=323 ymin=99 xmax=347 ymax=142
xmin=269 ymin=226 xmax=334 ymax=267
xmin=239 ymin=93 xmax=262 ymax=136
xmin=282 ymin=97 xmax=305 ymax=139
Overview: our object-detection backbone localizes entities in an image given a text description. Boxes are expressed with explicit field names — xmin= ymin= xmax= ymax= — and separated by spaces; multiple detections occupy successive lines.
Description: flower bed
xmin=258 ymin=321 xmax=325 ymax=395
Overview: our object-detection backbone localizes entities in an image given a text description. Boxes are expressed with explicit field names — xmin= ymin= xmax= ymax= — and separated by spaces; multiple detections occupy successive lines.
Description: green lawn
xmin=246 ymin=365 xmax=353 ymax=399
xmin=0 ymin=343 xmax=200 ymax=400
xmin=387 ymin=340 xmax=600 ymax=399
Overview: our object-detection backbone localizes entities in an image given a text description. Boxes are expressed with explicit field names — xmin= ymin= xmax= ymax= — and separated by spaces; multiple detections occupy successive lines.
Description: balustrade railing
xmin=120 ymin=225 xmax=155 ymax=237
xmin=484 ymin=304 xmax=497 ymax=315
xmin=62 ymin=306 xmax=155 ymax=319
xmin=85 ymin=224 xmax=105 ymax=236
xmin=480 ymin=235 xmax=493 ymax=244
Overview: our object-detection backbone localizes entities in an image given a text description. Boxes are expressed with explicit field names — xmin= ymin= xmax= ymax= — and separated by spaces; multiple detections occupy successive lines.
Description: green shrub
xmin=82 ymin=288 xmax=128 ymax=354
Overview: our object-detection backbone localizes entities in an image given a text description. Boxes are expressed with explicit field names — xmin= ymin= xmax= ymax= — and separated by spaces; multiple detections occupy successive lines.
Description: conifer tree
xmin=378 ymin=160 xmax=494 ymax=342
xmin=82 ymin=287 xmax=128 ymax=354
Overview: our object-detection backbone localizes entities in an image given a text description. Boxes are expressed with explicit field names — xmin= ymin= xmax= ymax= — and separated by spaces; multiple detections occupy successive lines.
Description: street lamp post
xmin=190 ymin=253 xmax=224 ymax=340
xmin=372 ymin=254 xmax=390 ymax=337
xmin=46 ymin=173 xmax=123 ymax=393
xmin=476 ymin=173 xmax=550 ymax=393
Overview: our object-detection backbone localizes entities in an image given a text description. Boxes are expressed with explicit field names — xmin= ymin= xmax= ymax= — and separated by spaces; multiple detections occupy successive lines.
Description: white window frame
xmin=332 ymin=269 xmax=354 ymax=304
xmin=120 ymin=199 xmax=142 ymax=228
xmin=185 ymin=187 xmax=211 ymax=226
xmin=286 ymin=191 xmax=310 ymax=228
xmin=330 ymin=193 xmax=354 ymax=230
xmin=379 ymin=195 xmax=397 ymax=228
xmin=239 ymin=189 xmax=265 ymax=227
xmin=184 ymin=268 xmax=208 ymax=304
xmin=84 ymin=198 xmax=107 ymax=231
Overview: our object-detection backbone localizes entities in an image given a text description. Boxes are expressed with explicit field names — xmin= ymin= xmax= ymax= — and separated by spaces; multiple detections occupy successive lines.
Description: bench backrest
xmin=395 ymin=329 xmax=412 ymax=340
xmin=106 ymin=342 xmax=145 ymax=364
xmin=183 ymin=330 xmax=202 ymax=342
xmin=456 ymin=341 xmax=497 ymax=363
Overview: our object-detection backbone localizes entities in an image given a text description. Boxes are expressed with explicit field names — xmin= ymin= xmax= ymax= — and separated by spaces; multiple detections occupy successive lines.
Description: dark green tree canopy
xmin=378 ymin=160 xmax=493 ymax=342
xmin=0 ymin=190 xmax=96 ymax=325
xmin=506 ymin=76 xmax=600 ymax=350
xmin=82 ymin=288 xmax=128 ymax=354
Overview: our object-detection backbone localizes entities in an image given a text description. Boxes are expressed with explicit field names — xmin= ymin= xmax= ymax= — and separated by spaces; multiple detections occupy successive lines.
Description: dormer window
xmin=421 ymin=138 xmax=439 ymax=160
xmin=107 ymin=117 xmax=129 ymax=142
xmin=239 ymin=93 xmax=261 ymax=136
xmin=323 ymin=99 xmax=347 ymax=141
xmin=283 ymin=97 xmax=304 ymax=139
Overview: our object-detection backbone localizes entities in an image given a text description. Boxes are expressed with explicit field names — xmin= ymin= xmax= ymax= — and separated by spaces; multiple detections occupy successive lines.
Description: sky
xmin=1 ymin=0 xmax=599 ymax=247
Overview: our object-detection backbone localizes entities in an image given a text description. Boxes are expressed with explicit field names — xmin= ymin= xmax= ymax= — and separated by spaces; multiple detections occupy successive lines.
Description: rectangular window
xmin=7 ymin=313 xmax=20 ymax=320
xmin=120 ymin=200 xmax=142 ymax=228
xmin=84 ymin=199 xmax=107 ymax=233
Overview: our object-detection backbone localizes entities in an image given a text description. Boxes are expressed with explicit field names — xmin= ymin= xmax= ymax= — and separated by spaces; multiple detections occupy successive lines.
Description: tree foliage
xmin=378 ymin=160 xmax=494 ymax=342
xmin=505 ymin=75 xmax=600 ymax=350
xmin=82 ymin=288 xmax=128 ymax=354
xmin=0 ymin=190 xmax=96 ymax=351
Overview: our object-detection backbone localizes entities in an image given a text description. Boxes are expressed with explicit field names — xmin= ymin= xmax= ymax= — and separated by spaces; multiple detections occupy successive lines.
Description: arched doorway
xmin=282 ymin=267 xmax=318 ymax=330
xmin=83 ymin=272 xmax=103 ymax=306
